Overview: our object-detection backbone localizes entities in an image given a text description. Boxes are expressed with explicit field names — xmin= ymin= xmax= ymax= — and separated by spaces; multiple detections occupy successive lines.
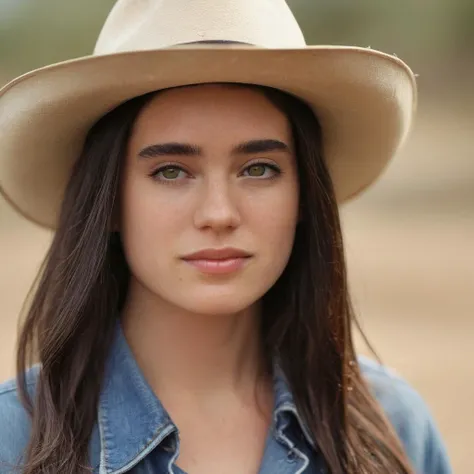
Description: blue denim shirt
xmin=0 ymin=325 xmax=452 ymax=474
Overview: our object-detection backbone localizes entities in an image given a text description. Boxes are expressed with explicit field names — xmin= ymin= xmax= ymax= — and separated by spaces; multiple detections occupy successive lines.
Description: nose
xmin=193 ymin=177 xmax=241 ymax=232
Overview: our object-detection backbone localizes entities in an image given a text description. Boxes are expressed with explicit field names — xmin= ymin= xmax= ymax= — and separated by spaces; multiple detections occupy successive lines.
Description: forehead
xmin=130 ymin=84 xmax=291 ymax=145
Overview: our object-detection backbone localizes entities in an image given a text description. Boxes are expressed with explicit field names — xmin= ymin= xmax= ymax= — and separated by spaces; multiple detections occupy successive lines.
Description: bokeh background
xmin=1 ymin=0 xmax=473 ymax=472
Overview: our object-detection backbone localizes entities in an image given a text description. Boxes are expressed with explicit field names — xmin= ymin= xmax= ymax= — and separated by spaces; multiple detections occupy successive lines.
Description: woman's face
xmin=120 ymin=84 xmax=299 ymax=315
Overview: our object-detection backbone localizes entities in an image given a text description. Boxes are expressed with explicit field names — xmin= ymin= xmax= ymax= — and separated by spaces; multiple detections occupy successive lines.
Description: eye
xmin=151 ymin=165 xmax=188 ymax=181
xmin=242 ymin=162 xmax=280 ymax=179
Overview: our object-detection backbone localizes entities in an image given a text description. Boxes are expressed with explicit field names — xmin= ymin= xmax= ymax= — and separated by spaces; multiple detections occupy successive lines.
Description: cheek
xmin=119 ymin=177 xmax=184 ymax=266
xmin=247 ymin=184 xmax=299 ymax=251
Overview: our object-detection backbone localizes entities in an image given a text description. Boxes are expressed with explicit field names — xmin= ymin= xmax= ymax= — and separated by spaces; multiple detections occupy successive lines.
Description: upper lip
xmin=181 ymin=247 xmax=252 ymax=260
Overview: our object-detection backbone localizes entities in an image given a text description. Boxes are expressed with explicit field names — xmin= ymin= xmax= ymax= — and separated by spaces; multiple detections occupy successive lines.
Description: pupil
xmin=249 ymin=165 xmax=264 ymax=176
xmin=163 ymin=168 xmax=179 ymax=179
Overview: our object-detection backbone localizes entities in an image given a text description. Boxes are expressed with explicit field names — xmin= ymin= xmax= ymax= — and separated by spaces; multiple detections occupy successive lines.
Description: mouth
xmin=181 ymin=247 xmax=253 ymax=275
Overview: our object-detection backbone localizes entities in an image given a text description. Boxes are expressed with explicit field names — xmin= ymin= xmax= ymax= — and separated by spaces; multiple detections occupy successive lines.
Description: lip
xmin=181 ymin=247 xmax=253 ymax=275
xmin=181 ymin=247 xmax=252 ymax=261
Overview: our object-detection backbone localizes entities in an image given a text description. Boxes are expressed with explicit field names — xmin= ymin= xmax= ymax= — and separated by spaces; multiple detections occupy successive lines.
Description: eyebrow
xmin=138 ymin=142 xmax=200 ymax=158
xmin=138 ymin=139 xmax=291 ymax=159
xmin=233 ymin=139 xmax=290 ymax=154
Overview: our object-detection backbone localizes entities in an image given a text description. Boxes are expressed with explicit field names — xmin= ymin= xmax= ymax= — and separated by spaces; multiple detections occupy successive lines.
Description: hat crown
xmin=94 ymin=0 xmax=307 ymax=54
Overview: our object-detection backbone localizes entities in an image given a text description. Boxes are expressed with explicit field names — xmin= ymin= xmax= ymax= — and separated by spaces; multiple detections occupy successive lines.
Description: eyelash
xmin=149 ymin=163 xmax=190 ymax=183
xmin=149 ymin=161 xmax=282 ymax=183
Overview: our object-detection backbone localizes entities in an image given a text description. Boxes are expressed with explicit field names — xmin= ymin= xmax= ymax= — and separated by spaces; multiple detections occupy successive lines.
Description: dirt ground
xmin=0 ymin=102 xmax=472 ymax=473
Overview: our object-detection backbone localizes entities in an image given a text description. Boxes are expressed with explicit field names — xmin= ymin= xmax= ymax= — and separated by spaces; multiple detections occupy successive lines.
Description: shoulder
xmin=358 ymin=355 xmax=452 ymax=474
xmin=0 ymin=366 xmax=39 ymax=472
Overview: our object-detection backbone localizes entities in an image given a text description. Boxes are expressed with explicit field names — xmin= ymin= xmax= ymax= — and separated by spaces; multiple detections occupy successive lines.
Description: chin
xmin=185 ymin=299 xmax=255 ymax=316
xmin=179 ymin=289 xmax=261 ymax=316
xmin=172 ymin=273 xmax=280 ymax=316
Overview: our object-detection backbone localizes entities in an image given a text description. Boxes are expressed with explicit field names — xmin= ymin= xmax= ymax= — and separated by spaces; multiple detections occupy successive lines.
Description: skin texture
xmin=119 ymin=84 xmax=300 ymax=473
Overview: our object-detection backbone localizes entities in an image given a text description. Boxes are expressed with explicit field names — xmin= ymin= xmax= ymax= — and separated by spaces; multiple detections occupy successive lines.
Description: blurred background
xmin=1 ymin=0 xmax=473 ymax=472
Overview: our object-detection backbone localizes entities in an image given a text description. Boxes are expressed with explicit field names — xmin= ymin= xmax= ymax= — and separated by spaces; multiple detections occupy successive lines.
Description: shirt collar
xmin=272 ymin=363 xmax=315 ymax=448
xmin=95 ymin=323 xmax=314 ymax=473
xmin=96 ymin=324 xmax=177 ymax=473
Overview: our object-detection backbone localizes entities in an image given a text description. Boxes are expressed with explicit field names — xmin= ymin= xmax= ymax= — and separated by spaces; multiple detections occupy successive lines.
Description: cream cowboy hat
xmin=0 ymin=0 xmax=417 ymax=229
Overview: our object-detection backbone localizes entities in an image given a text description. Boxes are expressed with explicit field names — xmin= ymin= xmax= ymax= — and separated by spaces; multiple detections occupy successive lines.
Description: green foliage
xmin=0 ymin=0 xmax=116 ymax=76
xmin=290 ymin=1 xmax=464 ymax=58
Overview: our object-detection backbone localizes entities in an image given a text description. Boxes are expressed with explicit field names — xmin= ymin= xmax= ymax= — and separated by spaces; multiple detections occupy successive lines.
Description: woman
xmin=0 ymin=0 xmax=451 ymax=473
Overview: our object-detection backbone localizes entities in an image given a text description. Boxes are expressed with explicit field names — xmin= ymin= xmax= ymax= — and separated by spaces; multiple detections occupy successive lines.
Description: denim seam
xmin=276 ymin=402 xmax=315 ymax=449
xmin=0 ymin=378 xmax=36 ymax=396
xmin=99 ymin=398 xmax=176 ymax=474
xmin=275 ymin=418 xmax=310 ymax=474
xmin=167 ymin=433 xmax=180 ymax=474
xmin=98 ymin=397 xmax=109 ymax=474
xmin=113 ymin=423 xmax=176 ymax=474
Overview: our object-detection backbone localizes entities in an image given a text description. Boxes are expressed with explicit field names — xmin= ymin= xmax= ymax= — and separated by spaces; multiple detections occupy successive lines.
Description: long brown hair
xmin=16 ymin=85 xmax=414 ymax=473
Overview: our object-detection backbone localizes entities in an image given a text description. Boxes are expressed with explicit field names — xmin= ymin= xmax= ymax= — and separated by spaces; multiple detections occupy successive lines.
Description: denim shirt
xmin=0 ymin=325 xmax=452 ymax=474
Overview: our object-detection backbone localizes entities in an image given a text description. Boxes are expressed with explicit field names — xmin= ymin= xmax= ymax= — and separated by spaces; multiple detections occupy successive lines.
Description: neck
xmin=121 ymin=279 xmax=269 ymax=401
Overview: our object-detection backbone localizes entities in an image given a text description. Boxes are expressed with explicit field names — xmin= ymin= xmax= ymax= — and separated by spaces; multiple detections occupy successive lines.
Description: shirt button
xmin=287 ymin=449 xmax=297 ymax=463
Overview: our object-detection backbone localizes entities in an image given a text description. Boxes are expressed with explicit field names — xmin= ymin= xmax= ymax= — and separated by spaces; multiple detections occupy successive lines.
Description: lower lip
xmin=183 ymin=257 xmax=250 ymax=274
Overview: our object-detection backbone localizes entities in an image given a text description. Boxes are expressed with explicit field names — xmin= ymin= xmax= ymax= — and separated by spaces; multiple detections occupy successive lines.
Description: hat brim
xmin=0 ymin=46 xmax=416 ymax=229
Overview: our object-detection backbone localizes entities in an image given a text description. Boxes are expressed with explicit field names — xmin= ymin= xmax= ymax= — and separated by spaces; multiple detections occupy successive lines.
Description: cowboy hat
xmin=0 ymin=0 xmax=417 ymax=229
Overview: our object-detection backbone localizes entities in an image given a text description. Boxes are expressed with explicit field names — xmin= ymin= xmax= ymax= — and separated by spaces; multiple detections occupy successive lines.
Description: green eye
xmin=246 ymin=164 xmax=266 ymax=177
xmin=163 ymin=168 xmax=179 ymax=179
xmin=161 ymin=167 xmax=181 ymax=179
xmin=243 ymin=163 xmax=280 ymax=178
